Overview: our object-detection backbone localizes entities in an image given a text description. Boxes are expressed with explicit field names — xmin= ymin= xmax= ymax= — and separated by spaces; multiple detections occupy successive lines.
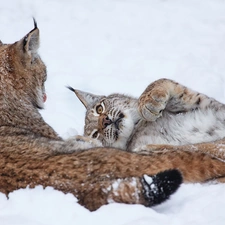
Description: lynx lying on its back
xmin=69 ymin=79 xmax=225 ymax=154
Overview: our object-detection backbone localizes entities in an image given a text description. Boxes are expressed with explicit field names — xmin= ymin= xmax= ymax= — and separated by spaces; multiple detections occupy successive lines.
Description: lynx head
xmin=0 ymin=19 xmax=47 ymax=109
xmin=68 ymin=87 xmax=141 ymax=150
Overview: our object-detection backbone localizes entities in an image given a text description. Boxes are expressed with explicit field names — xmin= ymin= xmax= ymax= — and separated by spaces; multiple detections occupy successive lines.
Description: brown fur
xmin=2 ymin=146 xmax=225 ymax=211
xmin=1 ymin=21 xmax=225 ymax=212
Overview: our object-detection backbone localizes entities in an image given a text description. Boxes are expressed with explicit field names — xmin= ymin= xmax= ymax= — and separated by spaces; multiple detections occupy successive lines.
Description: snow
xmin=1 ymin=0 xmax=225 ymax=224
xmin=143 ymin=174 xmax=153 ymax=185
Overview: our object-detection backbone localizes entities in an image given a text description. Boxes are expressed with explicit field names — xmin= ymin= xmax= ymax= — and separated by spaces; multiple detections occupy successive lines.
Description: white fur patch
xmin=36 ymin=87 xmax=45 ymax=109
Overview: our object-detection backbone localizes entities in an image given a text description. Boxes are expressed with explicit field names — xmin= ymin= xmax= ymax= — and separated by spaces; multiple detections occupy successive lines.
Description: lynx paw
xmin=138 ymin=90 xmax=169 ymax=121
xmin=132 ymin=144 xmax=168 ymax=155
xmin=75 ymin=135 xmax=103 ymax=147
xmin=132 ymin=146 xmax=154 ymax=154
xmin=141 ymin=169 xmax=182 ymax=207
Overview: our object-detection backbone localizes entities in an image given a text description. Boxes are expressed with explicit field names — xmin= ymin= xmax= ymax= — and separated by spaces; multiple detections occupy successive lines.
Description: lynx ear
xmin=67 ymin=86 xmax=104 ymax=109
xmin=22 ymin=18 xmax=40 ymax=55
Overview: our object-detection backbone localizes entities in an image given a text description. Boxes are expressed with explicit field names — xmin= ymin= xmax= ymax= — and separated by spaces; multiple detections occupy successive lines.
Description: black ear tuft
xmin=142 ymin=169 xmax=182 ymax=207
xmin=67 ymin=86 xmax=75 ymax=93
xmin=33 ymin=17 xmax=38 ymax=29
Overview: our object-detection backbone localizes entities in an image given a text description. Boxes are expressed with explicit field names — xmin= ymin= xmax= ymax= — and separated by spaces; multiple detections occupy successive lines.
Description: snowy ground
xmin=1 ymin=0 xmax=225 ymax=224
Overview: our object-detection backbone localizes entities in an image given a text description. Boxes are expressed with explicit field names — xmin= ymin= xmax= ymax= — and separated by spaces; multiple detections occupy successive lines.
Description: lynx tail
xmin=142 ymin=169 xmax=182 ymax=207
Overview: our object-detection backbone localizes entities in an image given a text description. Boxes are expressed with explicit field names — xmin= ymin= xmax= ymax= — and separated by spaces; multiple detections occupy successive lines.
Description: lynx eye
xmin=96 ymin=105 xmax=103 ymax=114
xmin=95 ymin=102 xmax=105 ymax=115
xmin=91 ymin=129 xmax=99 ymax=139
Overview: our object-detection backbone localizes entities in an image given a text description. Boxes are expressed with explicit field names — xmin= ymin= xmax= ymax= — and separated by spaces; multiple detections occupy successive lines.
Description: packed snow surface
xmin=1 ymin=0 xmax=225 ymax=224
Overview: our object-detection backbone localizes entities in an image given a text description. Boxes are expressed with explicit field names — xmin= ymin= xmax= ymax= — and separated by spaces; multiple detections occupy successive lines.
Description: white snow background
xmin=1 ymin=0 xmax=225 ymax=224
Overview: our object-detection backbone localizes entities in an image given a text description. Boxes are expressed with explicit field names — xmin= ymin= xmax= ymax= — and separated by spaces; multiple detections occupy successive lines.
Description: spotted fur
xmin=3 ymin=21 xmax=225 ymax=213
xmin=70 ymin=79 xmax=225 ymax=160
xmin=0 ymin=20 xmax=190 ymax=211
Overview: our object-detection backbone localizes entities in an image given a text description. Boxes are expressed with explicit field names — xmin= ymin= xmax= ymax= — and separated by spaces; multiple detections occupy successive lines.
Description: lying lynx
xmin=2 ymin=21 xmax=225 ymax=212
xmin=69 ymin=79 xmax=225 ymax=160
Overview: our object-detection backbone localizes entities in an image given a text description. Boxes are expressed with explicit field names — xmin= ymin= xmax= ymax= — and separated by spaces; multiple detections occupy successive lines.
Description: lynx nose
xmin=99 ymin=115 xmax=112 ymax=129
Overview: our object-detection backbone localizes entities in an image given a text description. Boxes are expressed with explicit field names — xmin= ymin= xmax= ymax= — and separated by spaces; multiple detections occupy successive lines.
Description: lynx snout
xmin=99 ymin=114 xmax=112 ymax=130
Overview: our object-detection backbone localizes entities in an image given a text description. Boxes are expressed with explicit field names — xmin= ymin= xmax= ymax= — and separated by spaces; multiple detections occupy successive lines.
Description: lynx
xmin=1 ymin=21 xmax=225 ymax=212
xmin=69 ymin=78 xmax=225 ymax=160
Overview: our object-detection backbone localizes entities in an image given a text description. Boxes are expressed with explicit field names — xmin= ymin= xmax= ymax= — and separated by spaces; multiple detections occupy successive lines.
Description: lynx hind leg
xmin=138 ymin=78 xmax=219 ymax=122
xmin=138 ymin=79 xmax=170 ymax=121
xmin=142 ymin=169 xmax=182 ymax=207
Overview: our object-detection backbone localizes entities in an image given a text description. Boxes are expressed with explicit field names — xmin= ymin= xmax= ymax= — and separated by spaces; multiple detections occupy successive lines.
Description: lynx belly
xmin=130 ymin=108 xmax=225 ymax=150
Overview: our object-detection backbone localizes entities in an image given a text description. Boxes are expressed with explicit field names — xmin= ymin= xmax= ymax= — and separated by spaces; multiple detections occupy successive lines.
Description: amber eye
xmin=92 ymin=131 xmax=99 ymax=139
xmin=96 ymin=105 xmax=103 ymax=114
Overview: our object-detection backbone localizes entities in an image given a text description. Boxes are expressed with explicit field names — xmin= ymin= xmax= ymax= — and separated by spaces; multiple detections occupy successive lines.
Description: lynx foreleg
xmin=133 ymin=140 xmax=225 ymax=162
xmin=78 ymin=169 xmax=182 ymax=211
xmin=49 ymin=135 xmax=103 ymax=154
xmin=132 ymin=144 xmax=176 ymax=155
xmin=191 ymin=141 xmax=225 ymax=161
